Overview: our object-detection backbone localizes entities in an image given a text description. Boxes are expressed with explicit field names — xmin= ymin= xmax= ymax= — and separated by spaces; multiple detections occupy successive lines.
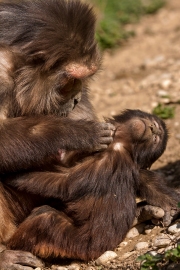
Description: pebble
xmin=160 ymin=79 xmax=171 ymax=89
xmin=119 ymin=241 xmax=128 ymax=247
xmin=134 ymin=242 xmax=149 ymax=250
xmin=51 ymin=267 xmax=68 ymax=270
xmin=153 ymin=234 xmax=171 ymax=248
xmin=145 ymin=229 xmax=152 ymax=234
xmin=35 ymin=268 xmax=42 ymax=270
xmin=157 ymin=89 xmax=168 ymax=96
xmin=85 ymin=267 xmax=96 ymax=270
xmin=149 ymin=251 xmax=157 ymax=256
xmin=121 ymin=251 xmax=135 ymax=259
xmin=168 ymin=223 xmax=180 ymax=234
xmin=95 ymin=251 xmax=117 ymax=265
xmin=126 ymin=227 xmax=139 ymax=238
xmin=68 ymin=263 xmax=80 ymax=270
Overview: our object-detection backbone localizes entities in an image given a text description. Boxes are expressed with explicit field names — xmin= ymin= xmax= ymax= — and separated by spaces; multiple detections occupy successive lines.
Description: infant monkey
xmin=6 ymin=110 xmax=179 ymax=263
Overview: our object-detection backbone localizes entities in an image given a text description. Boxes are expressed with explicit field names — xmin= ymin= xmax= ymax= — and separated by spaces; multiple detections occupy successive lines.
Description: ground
xmin=44 ymin=0 xmax=180 ymax=269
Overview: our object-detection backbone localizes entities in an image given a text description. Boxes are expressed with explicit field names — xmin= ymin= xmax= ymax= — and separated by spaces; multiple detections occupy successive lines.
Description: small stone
xmin=126 ymin=227 xmax=139 ymax=238
xmin=157 ymin=90 xmax=168 ymax=97
xmin=68 ymin=263 xmax=80 ymax=270
xmin=35 ymin=268 xmax=41 ymax=270
xmin=119 ymin=241 xmax=128 ymax=247
xmin=160 ymin=79 xmax=171 ymax=89
xmin=153 ymin=234 xmax=171 ymax=248
xmin=52 ymin=267 xmax=68 ymax=270
xmin=149 ymin=251 xmax=157 ymax=256
xmin=85 ymin=267 xmax=96 ymax=270
xmin=134 ymin=242 xmax=149 ymax=250
xmin=145 ymin=229 xmax=152 ymax=234
xmin=122 ymin=251 xmax=135 ymax=259
xmin=157 ymin=248 xmax=165 ymax=253
xmin=164 ymin=246 xmax=173 ymax=252
xmin=168 ymin=223 xmax=180 ymax=234
xmin=95 ymin=251 xmax=117 ymax=265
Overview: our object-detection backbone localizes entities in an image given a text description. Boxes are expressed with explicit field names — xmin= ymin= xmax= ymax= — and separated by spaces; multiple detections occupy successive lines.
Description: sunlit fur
xmin=5 ymin=110 xmax=179 ymax=261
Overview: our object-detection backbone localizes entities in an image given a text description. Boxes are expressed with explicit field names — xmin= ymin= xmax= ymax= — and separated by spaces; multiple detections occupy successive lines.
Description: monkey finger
xmin=94 ymin=144 xmax=108 ymax=151
xmin=99 ymin=136 xmax=113 ymax=145
xmin=162 ymin=211 xmax=173 ymax=227
xmin=100 ymin=122 xmax=116 ymax=131
xmin=100 ymin=129 xmax=115 ymax=137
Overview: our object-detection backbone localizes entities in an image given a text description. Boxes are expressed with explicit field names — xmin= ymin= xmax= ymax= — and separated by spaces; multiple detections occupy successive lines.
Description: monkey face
xmin=0 ymin=0 xmax=100 ymax=117
xmin=112 ymin=110 xmax=168 ymax=169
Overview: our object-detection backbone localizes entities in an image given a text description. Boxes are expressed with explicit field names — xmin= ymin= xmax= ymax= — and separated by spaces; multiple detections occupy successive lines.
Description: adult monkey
xmin=0 ymin=0 xmax=115 ymax=269
xmin=0 ymin=0 xmax=176 ymax=269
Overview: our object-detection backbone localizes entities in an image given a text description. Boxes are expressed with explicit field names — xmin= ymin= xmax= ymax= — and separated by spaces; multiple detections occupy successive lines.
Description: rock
xmin=126 ymin=227 xmax=139 ymax=238
xmin=157 ymin=89 xmax=168 ymax=97
xmin=51 ymin=267 xmax=68 ymax=270
xmin=68 ymin=263 xmax=80 ymax=270
xmin=145 ymin=229 xmax=152 ymax=234
xmin=35 ymin=268 xmax=42 ymax=270
xmin=121 ymin=251 xmax=135 ymax=259
xmin=118 ymin=241 xmax=128 ymax=247
xmin=149 ymin=251 xmax=157 ymax=256
xmin=160 ymin=79 xmax=171 ymax=89
xmin=95 ymin=251 xmax=117 ymax=265
xmin=153 ymin=234 xmax=171 ymax=248
xmin=168 ymin=223 xmax=180 ymax=234
xmin=85 ymin=267 xmax=96 ymax=270
xmin=134 ymin=242 xmax=149 ymax=250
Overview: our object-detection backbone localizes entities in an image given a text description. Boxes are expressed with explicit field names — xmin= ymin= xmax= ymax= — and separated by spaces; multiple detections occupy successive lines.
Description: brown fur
xmin=4 ymin=110 xmax=179 ymax=261
xmin=0 ymin=0 xmax=178 ymax=268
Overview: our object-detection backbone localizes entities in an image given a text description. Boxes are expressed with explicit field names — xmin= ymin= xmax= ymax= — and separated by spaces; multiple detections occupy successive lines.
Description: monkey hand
xmin=0 ymin=249 xmax=44 ymax=270
xmin=93 ymin=122 xmax=115 ymax=151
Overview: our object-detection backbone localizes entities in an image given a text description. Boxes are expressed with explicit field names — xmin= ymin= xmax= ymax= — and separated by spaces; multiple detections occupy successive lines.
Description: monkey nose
xmin=149 ymin=121 xmax=161 ymax=135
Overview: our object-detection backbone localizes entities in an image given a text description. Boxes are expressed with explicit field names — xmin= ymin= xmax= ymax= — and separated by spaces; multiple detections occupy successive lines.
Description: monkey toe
xmin=0 ymin=249 xmax=44 ymax=270
xmin=134 ymin=203 xmax=165 ymax=225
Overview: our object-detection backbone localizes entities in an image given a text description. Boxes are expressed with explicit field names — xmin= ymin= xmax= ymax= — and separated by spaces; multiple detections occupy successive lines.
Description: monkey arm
xmin=0 ymin=116 xmax=114 ymax=173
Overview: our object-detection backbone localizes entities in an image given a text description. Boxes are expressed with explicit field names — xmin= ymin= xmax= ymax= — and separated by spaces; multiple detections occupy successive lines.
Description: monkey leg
xmin=0 ymin=183 xmax=44 ymax=270
xmin=138 ymin=170 xmax=180 ymax=226
xmin=7 ymin=205 xmax=92 ymax=261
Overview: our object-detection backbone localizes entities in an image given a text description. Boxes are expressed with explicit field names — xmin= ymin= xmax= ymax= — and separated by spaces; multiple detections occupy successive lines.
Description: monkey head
xmin=0 ymin=0 xmax=100 ymax=116
xmin=112 ymin=110 xmax=168 ymax=169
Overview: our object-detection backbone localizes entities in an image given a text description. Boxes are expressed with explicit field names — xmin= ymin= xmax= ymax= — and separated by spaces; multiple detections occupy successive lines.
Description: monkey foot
xmin=134 ymin=203 xmax=179 ymax=227
xmin=0 ymin=249 xmax=44 ymax=270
